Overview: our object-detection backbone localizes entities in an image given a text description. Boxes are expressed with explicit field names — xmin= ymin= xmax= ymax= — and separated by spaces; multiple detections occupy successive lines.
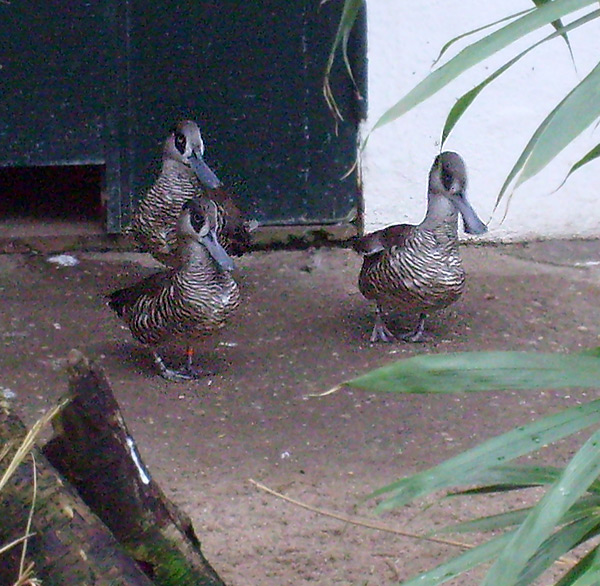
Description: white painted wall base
xmin=363 ymin=1 xmax=600 ymax=241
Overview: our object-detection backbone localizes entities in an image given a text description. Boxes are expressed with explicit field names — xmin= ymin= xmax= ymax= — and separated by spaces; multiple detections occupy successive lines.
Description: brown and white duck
xmin=354 ymin=151 xmax=487 ymax=343
xmin=110 ymin=197 xmax=240 ymax=381
xmin=128 ymin=120 xmax=252 ymax=266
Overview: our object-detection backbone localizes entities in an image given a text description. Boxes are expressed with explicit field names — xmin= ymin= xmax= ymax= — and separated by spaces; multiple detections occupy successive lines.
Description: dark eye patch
xmin=441 ymin=167 xmax=454 ymax=191
xmin=190 ymin=211 xmax=205 ymax=233
xmin=174 ymin=132 xmax=186 ymax=155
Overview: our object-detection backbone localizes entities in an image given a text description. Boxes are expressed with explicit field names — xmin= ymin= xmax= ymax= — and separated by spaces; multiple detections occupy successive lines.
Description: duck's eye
xmin=190 ymin=211 xmax=205 ymax=232
xmin=441 ymin=168 xmax=454 ymax=191
xmin=174 ymin=132 xmax=186 ymax=155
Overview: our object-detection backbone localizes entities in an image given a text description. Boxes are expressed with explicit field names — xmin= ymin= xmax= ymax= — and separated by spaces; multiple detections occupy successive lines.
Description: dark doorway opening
xmin=0 ymin=165 xmax=105 ymax=238
xmin=0 ymin=165 xmax=104 ymax=220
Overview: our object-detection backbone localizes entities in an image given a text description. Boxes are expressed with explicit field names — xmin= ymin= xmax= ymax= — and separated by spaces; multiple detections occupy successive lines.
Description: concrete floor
xmin=1 ymin=239 xmax=599 ymax=585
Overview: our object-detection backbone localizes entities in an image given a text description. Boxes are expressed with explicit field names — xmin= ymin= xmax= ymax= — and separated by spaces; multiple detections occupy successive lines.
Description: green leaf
xmin=440 ymin=10 xmax=596 ymax=146
xmin=323 ymin=0 xmax=364 ymax=122
xmin=446 ymin=465 xmax=562 ymax=496
xmin=433 ymin=9 xmax=533 ymax=66
xmin=557 ymin=142 xmax=600 ymax=189
xmin=559 ymin=496 xmax=600 ymax=524
xmin=513 ymin=516 xmax=600 ymax=586
xmin=556 ymin=546 xmax=600 ymax=586
xmin=438 ymin=507 xmax=532 ymax=534
xmin=369 ymin=400 xmax=600 ymax=510
xmin=439 ymin=494 xmax=600 ymax=535
xmin=497 ymin=59 xmax=600 ymax=207
xmin=447 ymin=460 xmax=600 ymax=495
xmin=482 ymin=426 xmax=600 ymax=586
xmin=368 ymin=0 xmax=596 ymax=134
xmin=345 ymin=351 xmax=600 ymax=394
xmin=581 ymin=347 xmax=600 ymax=358
xmin=399 ymin=530 xmax=516 ymax=586
xmin=441 ymin=59 xmax=512 ymax=146
xmin=531 ymin=0 xmax=576 ymax=64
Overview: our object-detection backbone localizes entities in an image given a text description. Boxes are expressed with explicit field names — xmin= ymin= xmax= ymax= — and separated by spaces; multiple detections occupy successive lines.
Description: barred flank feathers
xmin=108 ymin=271 xmax=173 ymax=319
xmin=128 ymin=124 xmax=252 ymax=266
xmin=358 ymin=226 xmax=465 ymax=314
xmin=129 ymin=168 xmax=200 ymax=266
xmin=108 ymin=244 xmax=239 ymax=349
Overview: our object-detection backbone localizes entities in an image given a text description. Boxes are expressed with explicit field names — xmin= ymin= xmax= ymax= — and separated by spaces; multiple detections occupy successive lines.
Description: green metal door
xmin=0 ymin=1 xmax=366 ymax=233
xmin=127 ymin=0 xmax=366 ymax=230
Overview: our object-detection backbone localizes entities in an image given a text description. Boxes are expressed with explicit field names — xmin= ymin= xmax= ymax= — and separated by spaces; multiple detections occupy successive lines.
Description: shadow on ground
xmin=1 ymin=240 xmax=599 ymax=585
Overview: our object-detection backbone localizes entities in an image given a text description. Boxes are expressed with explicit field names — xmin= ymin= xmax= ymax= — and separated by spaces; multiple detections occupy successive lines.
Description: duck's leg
xmin=152 ymin=350 xmax=198 ymax=382
xmin=399 ymin=313 xmax=427 ymax=343
xmin=370 ymin=307 xmax=396 ymax=343
xmin=180 ymin=346 xmax=205 ymax=379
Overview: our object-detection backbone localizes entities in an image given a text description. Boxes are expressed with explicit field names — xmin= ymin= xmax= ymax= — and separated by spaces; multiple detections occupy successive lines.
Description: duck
xmin=128 ymin=120 xmax=253 ymax=266
xmin=354 ymin=151 xmax=487 ymax=343
xmin=109 ymin=196 xmax=240 ymax=381
xmin=205 ymin=184 xmax=254 ymax=257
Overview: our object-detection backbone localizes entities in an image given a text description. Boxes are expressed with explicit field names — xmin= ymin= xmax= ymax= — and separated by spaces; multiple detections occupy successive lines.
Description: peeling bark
xmin=0 ymin=406 xmax=154 ymax=586
xmin=42 ymin=349 xmax=225 ymax=586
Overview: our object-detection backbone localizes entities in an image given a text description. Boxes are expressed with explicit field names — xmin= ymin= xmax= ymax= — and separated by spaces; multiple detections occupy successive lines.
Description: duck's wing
xmin=207 ymin=186 xmax=254 ymax=256
xmin=107 ymin=270 xmax=174 ymax=318
xmin=353 ymin=223 xmax=416 ymax=257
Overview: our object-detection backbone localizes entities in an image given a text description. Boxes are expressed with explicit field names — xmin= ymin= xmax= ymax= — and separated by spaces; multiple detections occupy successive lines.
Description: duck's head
xmin=428 ymin=151 xmax=487 ymax=235
xmin=163 ymin=120 xmax=222 ymax=189
xmin=179 ymin=197 xmax=235 ymax=271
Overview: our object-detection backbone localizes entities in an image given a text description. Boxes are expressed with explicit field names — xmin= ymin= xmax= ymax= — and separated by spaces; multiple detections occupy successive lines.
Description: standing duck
xmin=109 ymin=197 xmax=240 ymax=381
xmin=354 ymin=151 xmax=487 ymax=343
xmin=128 ymin=120 xmax=252 ymax=266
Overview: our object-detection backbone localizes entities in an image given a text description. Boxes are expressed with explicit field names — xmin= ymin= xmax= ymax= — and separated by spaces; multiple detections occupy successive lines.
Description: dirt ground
xmin=1 ymin=239 xmax=600 ymax=585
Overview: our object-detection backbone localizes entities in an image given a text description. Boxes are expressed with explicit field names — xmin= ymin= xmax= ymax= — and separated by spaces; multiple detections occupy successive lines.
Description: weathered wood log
xmin=0 ymin=403 xmax=156 ymax=586
xmin=42 ymin=350 xmax=226 ymax=586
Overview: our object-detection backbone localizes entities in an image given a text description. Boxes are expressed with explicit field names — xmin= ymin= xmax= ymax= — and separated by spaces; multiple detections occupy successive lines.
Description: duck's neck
xmin=178 ymin=240 xmax=230 ymax=281
xmin=161 ymin=159 xmax=200 ymax=186
xmin=420 ymin=193 xmax=459 ymax=239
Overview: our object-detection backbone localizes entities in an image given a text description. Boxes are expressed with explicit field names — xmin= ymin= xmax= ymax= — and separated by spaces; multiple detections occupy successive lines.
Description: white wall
xmin=363 ymin=1 xmax=600 ymax=241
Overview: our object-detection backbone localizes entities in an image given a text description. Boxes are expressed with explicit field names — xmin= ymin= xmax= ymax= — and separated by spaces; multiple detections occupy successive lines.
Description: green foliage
xmin=337 ymin=348 xmax=600 ymax=585
xmin=324 ymin=2 xmax=600 ymax=580
xmin=323 ymin=0 xmax=364 ymax=123
xmin=347 ymin=350 xmax=600 ymax=394
xmin=325 ymin=0 xmax=600 ymax=204
xmin=496 ymin=57 xmax=600 ymax=208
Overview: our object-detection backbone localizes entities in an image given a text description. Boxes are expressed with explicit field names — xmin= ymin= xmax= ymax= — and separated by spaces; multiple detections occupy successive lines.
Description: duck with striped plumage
xmin=354 ymin=151 xmax=487 ymax=343
xmin=109 ymin=197 xmax=240 ymax=381
xmin=128 ymin=120 xmax=252 ymax=266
